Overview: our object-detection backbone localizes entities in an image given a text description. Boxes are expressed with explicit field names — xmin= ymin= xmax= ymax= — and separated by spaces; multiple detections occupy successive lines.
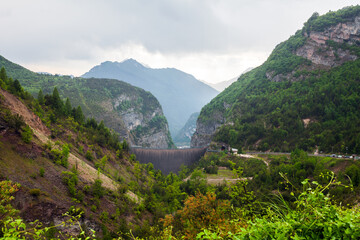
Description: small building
xmin=231 ymin=148 xmax=238 ymax=155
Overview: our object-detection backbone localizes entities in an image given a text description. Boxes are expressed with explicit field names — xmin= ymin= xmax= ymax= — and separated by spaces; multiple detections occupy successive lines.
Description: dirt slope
xmin=0 ymin=89 xmax=118 ymax=191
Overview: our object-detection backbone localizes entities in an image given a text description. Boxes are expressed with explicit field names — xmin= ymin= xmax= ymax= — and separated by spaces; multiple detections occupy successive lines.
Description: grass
xmin=205 ymin=168 xmax=237 ymax=185
xmin=0 ymin=137 xmax=71 ymax=203
xmin=206 ymin=169 xmax=235 ymax=179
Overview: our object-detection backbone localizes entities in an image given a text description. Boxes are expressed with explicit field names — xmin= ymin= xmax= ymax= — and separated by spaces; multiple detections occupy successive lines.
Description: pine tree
xmin=73 ymin=106 xmax=85 ymax=124
xmin=0 ymin=67 xmax=7 ymax=83
xmin=37 ymin=89 xmax=45 ymax=105
xmin=64 ymin=98 xmax=72 ymax=116
xmin=12 ymin=80 xmax=22 ymax=94
xmin=52 ymin=87 xmax=63 ymax=113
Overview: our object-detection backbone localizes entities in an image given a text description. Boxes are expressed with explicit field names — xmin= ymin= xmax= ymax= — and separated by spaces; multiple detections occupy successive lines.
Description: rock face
xmin=174 ymin=112 xmax=199 ymax=147
xmin=309 ymin=16 xmax=360 ymax=44
xmin=296 ymin=16 xmax=360 ymax=67
xmin=191 ymin=109 xmax=225 ymax=147
xmin=110 ymin=93 xmax=171 ymax=148
xmin=136 ymin=131 xmax=170 ymax=149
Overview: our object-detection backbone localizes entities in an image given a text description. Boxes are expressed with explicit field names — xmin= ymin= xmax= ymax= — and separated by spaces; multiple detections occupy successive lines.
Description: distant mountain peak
xmin=120 ymin=58 xmax=147 ymax=68
xmin=98 ymin=59 xmax=147 ymax=70
xmin=82 ymin=59 xmax=219 ymax=146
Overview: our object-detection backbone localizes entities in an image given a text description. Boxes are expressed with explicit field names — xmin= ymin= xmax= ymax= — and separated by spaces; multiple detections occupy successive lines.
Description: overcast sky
xmin=1 ymin=0 xmax=359 ymax=83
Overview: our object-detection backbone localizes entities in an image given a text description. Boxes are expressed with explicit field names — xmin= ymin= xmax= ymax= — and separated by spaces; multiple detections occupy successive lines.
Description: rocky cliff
xmin=174 ymin=112 xmax=199 ymax=147
xmin=191 ymin=6 xmax=360 ymax=153
xmin=296 ymin=16 xmax=360 ymax=66
xmin=191 ymin=108 xmax=225 ymax=147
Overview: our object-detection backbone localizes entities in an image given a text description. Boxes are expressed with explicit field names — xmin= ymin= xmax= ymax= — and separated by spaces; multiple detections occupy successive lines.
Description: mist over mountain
xmin=202 ymin=67 xmax=254 ymax=92
xmin=82 ymin=59 xmax=219 ymax=143
xmin=173 ymin=112 xmax=199 ymax=148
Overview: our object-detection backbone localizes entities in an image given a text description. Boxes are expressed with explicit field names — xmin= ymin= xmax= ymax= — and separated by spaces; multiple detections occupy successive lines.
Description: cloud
xmin=1 ymin=0 xmax=359 ymax=83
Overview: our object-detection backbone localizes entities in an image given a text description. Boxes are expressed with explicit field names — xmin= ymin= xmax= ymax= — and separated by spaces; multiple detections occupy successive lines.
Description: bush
xmin=92 ymin=179 xmax=105 ymax=198
xmin=85 ymin=150 xmax=93 ymax=161
xmin=204 ymin=165 xmax=218 ymax=174
xmin=39 ymin=168 xmax=45 ymax=177
xmin=4 ymin=112 xmax=25 ymax=132
xmin=345 ymin=164 xmax=360 ymax=187
xmin=29 ymin=189 xmax=41 ymax=197
xmin=50 ymin=145 xmax=69 ymax=168
xmin=21 ymin=125 xmax=33 ymax=143
xmin=61 ymin=171 xmax=78 ymax=197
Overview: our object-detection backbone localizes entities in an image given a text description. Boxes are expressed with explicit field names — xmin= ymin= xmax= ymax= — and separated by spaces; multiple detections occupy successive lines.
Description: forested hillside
xmin=192 ymin=6 xmax=360 ymax=154
xmin=0 ymin=56 xmax=174 ymax=148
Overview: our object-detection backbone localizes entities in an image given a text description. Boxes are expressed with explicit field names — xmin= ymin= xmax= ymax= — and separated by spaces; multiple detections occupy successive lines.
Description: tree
xmin=37 ymin=89 xmax=45 ymax=105
xmin=64 ymin=98 xmax=72 ymax=116
xmin=52 ymin=87 xmax=63 ymax=113
xmin=62 ymin=144 xmax=70 ymax=159
xmin=73 ymin=106 xmax=85 ymax=124
xmin=163 ymin=192 xmax=239 ymax=239
xmin=12 ymin=80 xmax=22 ymax=94
xmin=21 ymin=125 xmax=33 ymax=144
xmin=0 ymin=67 xmax=8 ymax=83
xmin=92 ymin=179 xmax=105 ymax=198
xmin=122 ymin=139 xmax=129 ymax=151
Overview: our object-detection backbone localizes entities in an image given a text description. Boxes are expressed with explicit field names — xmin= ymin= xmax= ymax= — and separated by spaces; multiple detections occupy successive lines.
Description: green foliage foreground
xmin=2 ymin=171 xmax=358 ymax=239
xmin=196 ymin=173 xmax=360 ymax=240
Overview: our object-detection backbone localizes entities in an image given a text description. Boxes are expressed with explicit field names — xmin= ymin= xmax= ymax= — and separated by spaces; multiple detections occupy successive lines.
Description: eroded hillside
xmin=0 ymin=79 xmax=155 ymax=238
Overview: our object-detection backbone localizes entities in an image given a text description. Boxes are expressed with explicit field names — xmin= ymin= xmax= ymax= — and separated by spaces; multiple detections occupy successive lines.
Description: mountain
xmin=204 ymin=68 xmax=254 ymax=92
xmin=0 ymin=55 xmax=173 ymax=148
xmin=173 ymin=112 xmax=199 ymax=148
xmin=191 ymin=5 xmax=360 ymax=154
xmin=82 ymin=60 xmax=219 ymax=142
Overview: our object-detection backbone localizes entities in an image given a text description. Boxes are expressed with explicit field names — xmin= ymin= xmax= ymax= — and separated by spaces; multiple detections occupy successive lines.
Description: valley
xmin=82 ymin=60 xmax=219 ymax=146
xmin=0 ymin=4 xmax=360 ymax=240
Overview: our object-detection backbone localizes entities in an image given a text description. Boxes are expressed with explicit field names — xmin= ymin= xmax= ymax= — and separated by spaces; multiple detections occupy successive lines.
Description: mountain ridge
xmin=0 ymin=55 xmax=174 ymax=148
xmin=82 ymin=59 xmax=219 ymax=145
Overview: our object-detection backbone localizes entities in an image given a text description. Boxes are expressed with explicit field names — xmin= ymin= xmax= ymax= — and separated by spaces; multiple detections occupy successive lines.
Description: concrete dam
xmin=130 ymin=147 xmax=207 ymax=174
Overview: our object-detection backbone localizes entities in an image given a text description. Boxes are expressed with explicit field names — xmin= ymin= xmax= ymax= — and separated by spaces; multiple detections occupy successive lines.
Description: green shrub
xmin=61 ymin=171 xmax=78 ymax=197
xmin=44 ymin=141 xmax=52 ymax=150
xmin=100 ymin=211 xmax=109 ymax=223
xmin=21 ymin=125 xmax=33 ymax=143
xmin=92 ymin=179 xmax=105 ymax=198
xmin=197 ymin=172 xmax=360 ymax=239
xmin=29 ymin=189 xmax=41 ymax=197
xmin=4 ymin=112 xmax=25 ymax=132
xmin=90 ymin=205 xmax=97 ymax=212
xmin=85 ymin=150 xmax=93 ymax=161
xmin=30 ymin=173 xmax=37 ymax=179
xmin=78 ymin=145 xmax=84 ymax=154
xmin=39 ymin=168 xmax=45 ymax=177
xmin=345 ymin=164 xmax=360 ymax=187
